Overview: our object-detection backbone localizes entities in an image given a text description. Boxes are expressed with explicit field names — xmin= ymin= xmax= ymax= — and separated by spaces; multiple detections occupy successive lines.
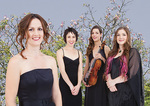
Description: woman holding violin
xmin=83 ymin=25 xmax=110 ymax=106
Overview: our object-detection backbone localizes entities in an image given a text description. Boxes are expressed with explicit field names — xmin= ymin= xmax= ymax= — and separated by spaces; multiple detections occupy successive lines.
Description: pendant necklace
xmin=119 ymin=50 xmax=122 ymax=53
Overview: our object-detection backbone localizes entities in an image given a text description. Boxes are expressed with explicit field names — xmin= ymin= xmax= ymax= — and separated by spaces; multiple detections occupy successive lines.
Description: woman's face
xmin=116 ymin=29 xmax=127 ymax=46
xmin=26 ymin=18 xmax=44 ymax=47
xmin=66 ymin=32 xmax=76 ymax=46
xmin=91 ymin=28 xmax=102 ymax=42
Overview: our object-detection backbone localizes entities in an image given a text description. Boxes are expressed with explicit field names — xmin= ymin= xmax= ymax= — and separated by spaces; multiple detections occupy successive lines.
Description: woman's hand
xmin=69 ymin=84 xmax=74 ymax=92
xmin=95 ymin=53 xmax=105 ymax=63
xmin=82 ymin=80 xmax=91 ymax=87
xmin=109 ymin=85 xmax=117 ymax=92
xmin=71 ymin=84 xmax=80 ymax=96
xmin=106 ymin=79 xmax=116 ymax=88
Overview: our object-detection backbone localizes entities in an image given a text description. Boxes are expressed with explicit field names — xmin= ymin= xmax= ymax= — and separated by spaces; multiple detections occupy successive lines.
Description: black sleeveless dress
xmin=17 ymin=68 xmax=55 ymax=106
xmin=84 ymin=46 xmax=108 ymax=106
xmin=59 ymin=49 xmax=82 ymax=106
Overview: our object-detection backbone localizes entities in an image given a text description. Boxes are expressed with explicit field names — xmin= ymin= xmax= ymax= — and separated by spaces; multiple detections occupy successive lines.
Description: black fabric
xmin=17 ymin=68 xmax=55 ymax=106
xmin=128 ymin=48 xmax=144 ymax=106
xmin=84 ymin=46 xmax=108 ymax=106
xmin=59 ymin=50 xmax=82 ymax=106
xmin=108 ymin=57 xmax=136 ymax=106
xmin=107 ymin=48 xmax=144 ymax=106
xmin=19 ymin=97 xmax=55 ymax=106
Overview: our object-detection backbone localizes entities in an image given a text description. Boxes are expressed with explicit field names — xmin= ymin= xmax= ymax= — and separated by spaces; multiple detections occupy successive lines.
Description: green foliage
xmin=0 ymin=40 xmax=12 ymax=96
xmin=145 ymin=82 xmax=150 ymax=105
xmin=41 ymin=49 xmax=56 ymax=59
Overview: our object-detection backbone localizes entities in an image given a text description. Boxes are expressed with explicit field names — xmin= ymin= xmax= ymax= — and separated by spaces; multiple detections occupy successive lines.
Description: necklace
xmin=119 ymin=50 xmax=122 ymax=53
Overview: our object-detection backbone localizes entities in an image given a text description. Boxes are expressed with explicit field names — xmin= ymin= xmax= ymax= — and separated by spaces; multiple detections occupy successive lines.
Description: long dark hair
xmin=105 ymin=26 xmax=131 ymax=78
xmin=16 ymin=13 xmax=50 ymax=59
xmin=86 ymin=25 xmax=102 ymax=56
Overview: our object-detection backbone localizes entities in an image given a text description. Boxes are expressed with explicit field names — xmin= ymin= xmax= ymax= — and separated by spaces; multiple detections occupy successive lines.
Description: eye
xmin=96 ymin=32 xmax=99 ymax=34
xmin=117 ymin=34 xmax=120 ymax=36
xmin=123 ymin=33 xmax=126 ymax=36
xmin=28 ymin=28 xmax=33 ymax=31
xmin=38 ymin=27 xmax=43 ymax=31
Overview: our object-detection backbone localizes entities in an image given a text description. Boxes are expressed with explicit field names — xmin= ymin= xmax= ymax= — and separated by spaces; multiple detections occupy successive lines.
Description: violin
xmin=84 ymin=41 xmax=105 ymax=86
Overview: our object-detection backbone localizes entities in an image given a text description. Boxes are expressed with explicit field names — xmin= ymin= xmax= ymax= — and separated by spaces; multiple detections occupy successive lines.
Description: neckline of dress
xmin=20 ymin=68 xmax=52 ymax=77
xmin=63 ymin=56 xmax=79 ymax=61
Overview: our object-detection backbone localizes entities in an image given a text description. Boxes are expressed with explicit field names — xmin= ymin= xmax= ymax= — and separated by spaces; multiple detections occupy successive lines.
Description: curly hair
xmin=16 ymin=13 xmax=50 ymax=59
xmin=85 ymin=25 xmax=102 ymax=56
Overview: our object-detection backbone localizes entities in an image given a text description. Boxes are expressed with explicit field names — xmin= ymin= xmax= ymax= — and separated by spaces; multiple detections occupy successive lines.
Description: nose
xmin=70 ymin=37 xmax=74 ymax=41
xmin=34 ymin=29 xmax=38 ymax=35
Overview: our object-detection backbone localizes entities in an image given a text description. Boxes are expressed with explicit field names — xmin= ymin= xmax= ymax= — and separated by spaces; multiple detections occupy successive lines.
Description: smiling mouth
xmin=93 ymin=37 xmax=97 ymax=39
xmin=119 ymin=40 xmax=124 ymax=42
xmin=69 ymin=42 xmax=74 ymax=44
xmin=32 ymin=37 xmax=40 ymax=41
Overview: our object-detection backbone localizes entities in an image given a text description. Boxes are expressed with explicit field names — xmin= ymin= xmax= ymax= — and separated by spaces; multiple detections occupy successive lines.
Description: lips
xmin=92 ymin=37 xmax=97 ymax=39
xmin=69 ymin=42 xmax=74 ymax=44
xmin=32 ymin=37 xmax=40 ymax=41
xmin=119 ymin=40 xmax=124 ymax=42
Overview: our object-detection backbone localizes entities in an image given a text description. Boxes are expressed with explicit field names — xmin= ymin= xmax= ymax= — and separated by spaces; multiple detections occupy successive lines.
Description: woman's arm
xmin=82 ymin=56 xmax=91 ymax=87
xmin=5 ymin=56 xmax=21 ymax=106
xmin=56 ymin=49 xmax=74 ymax=91
xmin=106 ymin=74 xmax=118 ymax=92
xmin=106 ymin=74 xmax=127 ymax=88
xmin=83 ymin=56 xmax=89 ymax=77
xmin=77 ymin=51 xmax=83 ymax=86
xmin=51 ymin=57 xmax=62 ymax=106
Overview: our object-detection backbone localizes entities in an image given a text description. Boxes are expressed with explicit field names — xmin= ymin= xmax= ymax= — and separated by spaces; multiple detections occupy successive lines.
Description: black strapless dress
xmin=17 ymin=68 xmax=55 ymax=106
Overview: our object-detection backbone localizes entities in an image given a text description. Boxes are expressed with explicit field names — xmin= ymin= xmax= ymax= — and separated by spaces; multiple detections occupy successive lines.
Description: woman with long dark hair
xmin=83 ymin=25 xmax=110 ymax=106
xmin=105 ymin=26 xmax=144 ymax=106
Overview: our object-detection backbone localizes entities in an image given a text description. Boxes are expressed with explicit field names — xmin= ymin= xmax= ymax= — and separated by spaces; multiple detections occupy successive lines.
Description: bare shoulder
xmin=56 ymin=49 xmax=63 ymax=56
xmin=8 ymin=54 xmax=23 ymax=66
xmin=7 ymin=54 xmax=23 ymax=74
xmin=104 ymin=45 xmax=110 ymax=52
xmin=104 ymin=45 xmax=110 ymax=58
xmin=77 ymin=50 xmax=82 ymax=57
xmin=78 ymin=50 xmax=82 ymax=54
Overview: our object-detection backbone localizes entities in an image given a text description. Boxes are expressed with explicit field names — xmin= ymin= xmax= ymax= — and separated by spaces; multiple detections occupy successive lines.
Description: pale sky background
xmin=0 ymin=0 xmax=150 ymax=47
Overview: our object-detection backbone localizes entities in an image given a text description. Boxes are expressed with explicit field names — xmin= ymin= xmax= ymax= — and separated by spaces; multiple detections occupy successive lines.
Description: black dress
xmin=17 ymin=68 xmax=55 ymax=106
xmin=84 ymin=46 xmax=108 ymax=106
xmin=108 ymin=48 xmax=144 ymax=106
xmin=59 ymin=49 xmax=82 ymax=106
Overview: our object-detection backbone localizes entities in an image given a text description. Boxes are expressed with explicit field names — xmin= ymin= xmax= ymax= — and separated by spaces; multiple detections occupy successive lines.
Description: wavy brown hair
xmin=85 ymin=25 xmax=102 ymax=56
xmin=16 ymin=13 xmax=50 ymax=59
